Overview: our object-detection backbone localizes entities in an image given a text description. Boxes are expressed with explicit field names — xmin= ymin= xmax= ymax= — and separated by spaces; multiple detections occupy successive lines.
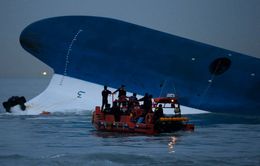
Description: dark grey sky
xmin=0 ymin=0 xmax=259 ymax=77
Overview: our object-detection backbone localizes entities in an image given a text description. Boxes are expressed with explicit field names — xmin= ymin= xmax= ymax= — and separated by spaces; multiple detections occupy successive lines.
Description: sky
xmin=0 ymin=0 xmax=259 ymax=78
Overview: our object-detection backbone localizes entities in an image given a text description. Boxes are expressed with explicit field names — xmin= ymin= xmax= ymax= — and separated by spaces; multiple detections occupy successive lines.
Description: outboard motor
xmin=2 ymin=96 xmax=26 ymax=113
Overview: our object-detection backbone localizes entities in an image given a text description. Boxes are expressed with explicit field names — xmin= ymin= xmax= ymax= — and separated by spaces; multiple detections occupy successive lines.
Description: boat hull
xmin=92 ymin=107 xmax=194 ymax=135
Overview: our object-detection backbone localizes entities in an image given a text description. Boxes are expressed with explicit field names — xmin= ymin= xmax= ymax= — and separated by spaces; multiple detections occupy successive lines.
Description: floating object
xmin=2 ymin=96 xmax=26 ymax=113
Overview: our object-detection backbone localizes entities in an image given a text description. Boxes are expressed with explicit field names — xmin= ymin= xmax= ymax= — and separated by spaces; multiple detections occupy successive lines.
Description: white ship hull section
xmin=11 ymin=74 xmax=100 ymax=115
xmin=11 ymin=74 xmax=208 ymax=115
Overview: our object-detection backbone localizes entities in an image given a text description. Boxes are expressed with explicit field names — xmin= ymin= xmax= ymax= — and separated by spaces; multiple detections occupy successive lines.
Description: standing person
xmin=129 ymin=93 xmax=138 ymax=104
xmin=153 ymin=104 xmax=164 ymax=122
xmin=101 ymin=85 xmax=111 ymax=111
xmin=147 ymin=95 xmax=153 ymax=113
xmin=128 ymin=92 xmax=138 ymax=110
xmin=138 ymin=93 xmax=151 ymax=117
xmin=129 ymin=93 xmax=137 ymax=102
xmin=113 ymin=85 xmax=126 ymax=99
xmin=113 ymin=85 xmax=127 ymax=107
xmin=111 ymin=100 xmax=120 ymax=122
xmin=138 ymin=93 xmax=149 ymax=110
xmin=174 ymin=101 xmax=181 ymax=117
xmin=153 ymin=104 xmax=164 ymax=130
xmin=113 ymin=85 xmax=128 ymax=113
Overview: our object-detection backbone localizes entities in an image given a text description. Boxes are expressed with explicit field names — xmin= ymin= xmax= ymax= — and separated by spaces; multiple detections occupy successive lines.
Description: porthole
xmin=209 ymin=57 xmax=231 ymax=75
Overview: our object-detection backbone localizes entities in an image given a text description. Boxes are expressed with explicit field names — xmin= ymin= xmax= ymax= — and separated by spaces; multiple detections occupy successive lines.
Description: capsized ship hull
xmin=19 ymin=16 xmax=260 ymax=115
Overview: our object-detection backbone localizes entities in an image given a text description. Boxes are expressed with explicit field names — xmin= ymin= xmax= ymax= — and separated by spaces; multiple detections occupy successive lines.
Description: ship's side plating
xmin=20 ymin=16 xmax=260 ymax=115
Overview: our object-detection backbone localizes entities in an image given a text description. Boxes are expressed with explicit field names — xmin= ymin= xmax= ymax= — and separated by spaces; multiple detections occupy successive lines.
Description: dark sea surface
xmin=0 ymin=112 xmax=259 ymax=166
xmin=0 ymin=78 xmax=260 ymax=165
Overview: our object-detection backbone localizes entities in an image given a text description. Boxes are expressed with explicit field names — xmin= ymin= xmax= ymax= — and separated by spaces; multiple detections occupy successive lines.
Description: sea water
xmin=0 ymin=113 xmax=259 ymax=166
xmin=0 ymin=78 xmax=260 ymax=165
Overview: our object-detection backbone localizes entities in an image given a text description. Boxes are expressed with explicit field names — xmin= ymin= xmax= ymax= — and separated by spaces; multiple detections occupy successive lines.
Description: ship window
xmin=209 ymin=57 xmax=231 ymax=75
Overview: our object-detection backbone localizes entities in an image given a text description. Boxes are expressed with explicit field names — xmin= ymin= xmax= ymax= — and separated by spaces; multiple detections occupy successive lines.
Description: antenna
xmin=159 ymin=79 xmax=166 ymax=97
xmin=159 ymin=78 xmax=177 ymax=97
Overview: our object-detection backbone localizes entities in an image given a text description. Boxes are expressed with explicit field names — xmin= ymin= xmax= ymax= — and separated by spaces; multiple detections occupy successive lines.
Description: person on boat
xmin=136 ymin=93 xmax=151 ymax=123
xmin=128 ymin=93 xmax=138 ymax=110
xmin=129 ymin=93 xmax=137 ymax=102
xmin=139 ymin=93 xmax=153 ymax=114
xmin=113 ymin=85 xmax=127 ymax=111
xmin=147 ymin=95 xmax=153 ymax=113
xmin=111 ymin=100 xmax=120 ymax=122
xmin=153 ymin=104 xmax=164 ymax=122
xmin=174 ymin=101 xmax=181 ymax=117
xmin=138 ymin=93 xmax=149 ymax=108
xmin=113 ymin=85 xmax=126 ymax=99
xmin=101 ymin=85 xmax=112 ymax=111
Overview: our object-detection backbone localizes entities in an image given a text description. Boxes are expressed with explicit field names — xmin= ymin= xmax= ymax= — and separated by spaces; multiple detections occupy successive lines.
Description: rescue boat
xmin=92 ymin=95 xmax=194 ymax=134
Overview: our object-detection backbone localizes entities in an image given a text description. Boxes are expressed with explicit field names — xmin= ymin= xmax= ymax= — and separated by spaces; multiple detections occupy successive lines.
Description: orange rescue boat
xmin=92 ymin=96 xmax=194 ymax=134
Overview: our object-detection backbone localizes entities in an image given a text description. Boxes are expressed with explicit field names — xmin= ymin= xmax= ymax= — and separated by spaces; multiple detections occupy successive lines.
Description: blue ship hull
xmin=19 ymin=16 xmax=260 ymax=115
